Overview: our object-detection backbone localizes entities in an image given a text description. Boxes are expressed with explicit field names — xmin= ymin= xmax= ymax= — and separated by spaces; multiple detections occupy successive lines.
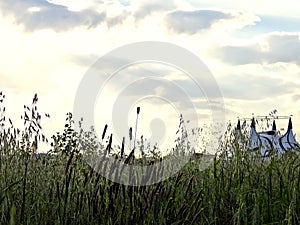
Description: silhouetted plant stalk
xmin=121 ymin=137 xmax=125 ymax=159
xmin=133 ymin=107 xmax=140 ymax=152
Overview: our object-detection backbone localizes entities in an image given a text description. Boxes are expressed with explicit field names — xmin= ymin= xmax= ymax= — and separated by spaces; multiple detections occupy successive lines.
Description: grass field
xmin=1 ymin=94 xmax=300 ymax=225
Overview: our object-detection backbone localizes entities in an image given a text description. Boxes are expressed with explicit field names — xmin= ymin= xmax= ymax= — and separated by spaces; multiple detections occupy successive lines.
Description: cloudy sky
xmin=1 ymin=0 xmax=300 ymax=152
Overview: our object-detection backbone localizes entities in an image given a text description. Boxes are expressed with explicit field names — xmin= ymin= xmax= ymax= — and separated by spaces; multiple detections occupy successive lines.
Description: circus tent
xmin=236 ymin=117 xmax=299 ymax=156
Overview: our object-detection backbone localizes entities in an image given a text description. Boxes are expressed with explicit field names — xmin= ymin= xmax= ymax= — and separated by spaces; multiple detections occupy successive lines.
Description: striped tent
xmin=237 ymin=117 xmax=299 ymax=156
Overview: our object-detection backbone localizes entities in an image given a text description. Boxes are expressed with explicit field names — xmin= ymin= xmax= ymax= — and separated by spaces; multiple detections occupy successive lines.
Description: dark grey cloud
xmin=216 ymin=33 xmax=300 ymax=65
xmin=219 ymin=73 xmax=298 ymax=100
xmin=107 ymin=11 xmax=130 ymax=27
xmin=0 ymin=0 xmax=105 ymax=31
xmin=134 ymin=1 xmax=176 ymax=21
xmin=165 ymin=9 xmax=233 ymax=34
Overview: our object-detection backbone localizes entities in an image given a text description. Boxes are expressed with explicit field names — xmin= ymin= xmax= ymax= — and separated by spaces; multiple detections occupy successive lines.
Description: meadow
xmin=1 ymin=93 xmax=300 ymax=225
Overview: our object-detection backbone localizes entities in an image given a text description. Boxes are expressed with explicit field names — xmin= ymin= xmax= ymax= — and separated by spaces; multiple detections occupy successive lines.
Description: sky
xmin=0 ymin=0 xmax=300 ymax=153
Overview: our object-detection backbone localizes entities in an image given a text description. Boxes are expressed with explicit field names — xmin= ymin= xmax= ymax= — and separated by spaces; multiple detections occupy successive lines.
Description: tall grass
xmin=1 ymin=93 xmax=300 ymax=224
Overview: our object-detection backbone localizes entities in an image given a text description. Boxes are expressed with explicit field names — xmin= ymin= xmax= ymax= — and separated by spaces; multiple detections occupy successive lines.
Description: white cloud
xmin=165 ymin=9 xmax=231 ymax=34
xmin=236 ymin=15 xmax=300 ymax=37
xmin=46 ymin=0 xmax=103 ymax=11
xmin=133 ymin=0 xmax=176 ymax=21
xmin=216 ymin=32 xmax=300 ymax=65
xmin=165 ymin=9 xmax=260 ymax=34
xmin=219 ymin=73 xmax=298 ymax=100
xmin=0 ymin=0 xmax=106 ymax=32
xmin=186 ymin=0 xmax=300 ymax=17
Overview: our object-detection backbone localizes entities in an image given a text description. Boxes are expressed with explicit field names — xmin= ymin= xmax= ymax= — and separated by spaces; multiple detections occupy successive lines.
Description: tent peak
xmin=237 ymin=119 xmax=241 ymax=130
xmin=288 ymin=117 xmax=293 ymax=130
xmin=272 ymin=120 xmax=277 ymax=131
xmin=251 ymin=118 xmax=255 ymax=129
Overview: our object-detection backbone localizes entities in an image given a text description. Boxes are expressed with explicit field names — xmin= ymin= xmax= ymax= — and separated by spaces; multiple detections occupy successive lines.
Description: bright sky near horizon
xmin=0 ymin=0 xmax=300 ymax=153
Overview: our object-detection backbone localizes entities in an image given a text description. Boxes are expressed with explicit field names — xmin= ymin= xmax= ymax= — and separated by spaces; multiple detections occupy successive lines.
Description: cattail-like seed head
xmin=32 ymin=93 xmax=38 ymax=104
xmin=102 ymin=124 xmax=108 ymax=141
xmin=121 ymin=137 xmax=125 ymax=158
xmin=129 ymin=127 xmax=132 ymax=141
xmin=107 ymin=134 xmax=113 ymax=153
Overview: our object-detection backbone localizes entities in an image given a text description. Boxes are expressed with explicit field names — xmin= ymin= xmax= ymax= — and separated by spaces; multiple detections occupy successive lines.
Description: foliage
xmin=1 ymin=93 xmax=300 ymax=224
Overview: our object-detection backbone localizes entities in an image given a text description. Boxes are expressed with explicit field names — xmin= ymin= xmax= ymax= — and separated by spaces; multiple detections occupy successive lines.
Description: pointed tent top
xmin=251 ymin=118 xmax=255 ymax=128
xmin=288 ymin=117 xmax=293 ymax=130
xmin=272 ymin=120 xmax=277 ymax=131
xmin=237 ymin=119 xmax=241 ymax=130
